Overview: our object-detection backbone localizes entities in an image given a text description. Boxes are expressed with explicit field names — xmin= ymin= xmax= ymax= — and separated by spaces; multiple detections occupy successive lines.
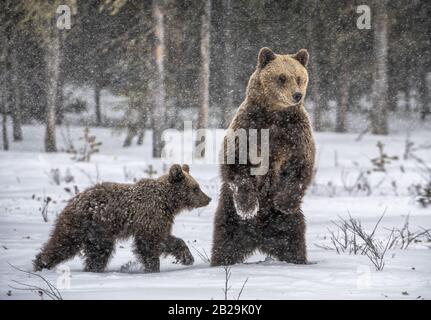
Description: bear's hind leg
xmin=259 ymin=209 xmax=307 ymax=264
xmin=211 ymin=185 xmax=257 ymax=266
xmin=33 ymin=224 xmax=82 ymax=271
xmin=83 ymin=238 xmax=115 ymax=272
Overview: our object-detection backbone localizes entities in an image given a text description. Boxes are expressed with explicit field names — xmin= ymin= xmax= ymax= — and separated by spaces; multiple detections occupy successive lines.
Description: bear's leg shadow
xmin=160 ymin=235 xmax=194 ymax=265
xmin=211 ymin=184 xmax=257 ymax=266
xmin=33 ymin=221 xmax=82 ymax=271
xmin=133 ymin=234 xmax=160 ymax=273
xmin=258 ymin=208 xmax=307 ymax=264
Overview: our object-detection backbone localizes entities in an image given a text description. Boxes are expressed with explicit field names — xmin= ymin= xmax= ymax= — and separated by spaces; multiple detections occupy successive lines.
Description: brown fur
xmin=34 ymin=164 xmax=211 ymax=273
xmin=211 ymin=47 xmax=316 ymax=266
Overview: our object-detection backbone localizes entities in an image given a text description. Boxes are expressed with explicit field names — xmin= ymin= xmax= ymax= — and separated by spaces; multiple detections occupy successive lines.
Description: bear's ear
xmin=169 ymin=164 xmax=184 ymax=182
xmin=258 ymin=47 xmax=276 ymax=69
xmin=293 ymin=49 xmax=309 ymax=67
xmin=182 ymin=164 xmax=190 ymax=173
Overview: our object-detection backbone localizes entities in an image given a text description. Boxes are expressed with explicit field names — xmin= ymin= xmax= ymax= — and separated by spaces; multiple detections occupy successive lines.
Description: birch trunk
xmin=308 ymin=2 xmax=322 ymax=131
xmin=11 ymin=44 xmax=23 ymax=141
xmin=151 ymin=1 xmax=166 ymax=158
xmin=222 ymin=0 xmax=234 ymax=127
xmin=1 ymin=5 xmax=9 ymax=150
xmin=370 ymin=0 xmax=389 ymax=135
xmin=44 ymin=28 xmax=61 ymax=152
xmin=95 ymin=83 xmax=102 ymax=126
xmin=195 ymin=0 xmax=211 ymax=157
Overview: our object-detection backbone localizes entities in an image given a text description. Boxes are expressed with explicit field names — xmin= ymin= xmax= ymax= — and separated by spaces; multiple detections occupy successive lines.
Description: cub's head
xmin=167 ymin=164 xmax=211 ymax=211
xmin=249 ymin=47 xmax=309 ymax=109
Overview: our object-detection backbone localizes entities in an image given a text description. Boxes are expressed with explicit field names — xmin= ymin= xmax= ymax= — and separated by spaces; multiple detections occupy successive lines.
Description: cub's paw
xmin=229 ymin=183 xmax=259 ymax=219
xmin=177 ymin=248 xmax=194 ymax=266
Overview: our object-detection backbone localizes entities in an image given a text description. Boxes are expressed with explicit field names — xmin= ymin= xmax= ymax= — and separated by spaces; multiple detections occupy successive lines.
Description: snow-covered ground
xmin=1 ymin=124 xmax=430 ymax=300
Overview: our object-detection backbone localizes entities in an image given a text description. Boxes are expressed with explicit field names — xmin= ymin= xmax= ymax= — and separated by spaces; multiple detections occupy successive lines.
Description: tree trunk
xmin=123 ymin=95 xmax=137 ymax=147
xmin=221 ymin=0 xmax=234 ymax=128
xmin=308 ymin=2 xmax=322 ymax=132
xmin=419 ymin=72 xmax=430 ymax=121
xmin=336 ymin=63 xmax=349 ymax=133
xmin=1 ymin=106 xmax=8 ymax=151
xmin=195 ymin=0 xmax=211 ymax=157
xmin=1 ymin=88 xmax=8 ymax=150
xmin=136 ymin=97 xmax=147 ymax=145
xmin=56 ymin=66 xmax=64 ymax=125
xmin=311 ymin=75 xmax=322 ymax=131
xmin=44 ymin=28 xmax=61 ymax=152
xmin=55 ymin=32 xmax=65 ymax=125
xmin=95 ymin=83 xmax=102 ymax=126
xmin=1 ymin=4 xmax=10 ymax=150
xmin=151 ymin=1 xmax=166 ymax=158
xmin=370 ymin=0 xmax=389 ymax=135
xmin=10 ymin=41 xmax=23 ymax=141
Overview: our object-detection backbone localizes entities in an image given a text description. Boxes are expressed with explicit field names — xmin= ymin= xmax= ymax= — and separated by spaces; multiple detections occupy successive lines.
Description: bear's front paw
xmin=177 ymin=248 xmax=194 ymax=266
xmin=230 ymin=183 xmax=259 ymax=219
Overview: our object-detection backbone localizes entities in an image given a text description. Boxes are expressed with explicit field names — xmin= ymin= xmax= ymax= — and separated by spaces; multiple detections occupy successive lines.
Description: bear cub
xmin=34 ymin=164 xmax=211 ymax=273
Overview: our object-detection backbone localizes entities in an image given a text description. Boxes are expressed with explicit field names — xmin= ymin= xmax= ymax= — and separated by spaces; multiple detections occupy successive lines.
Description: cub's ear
xmin=258 ymin=47 xmax=276 ymax=69
xmin=169 ymin=164 xmax=184 ymax=182
xmin=293 ymin=49 xmax=309 ymax=67
xmin=182 ymin=164 xmax=190 ymax=173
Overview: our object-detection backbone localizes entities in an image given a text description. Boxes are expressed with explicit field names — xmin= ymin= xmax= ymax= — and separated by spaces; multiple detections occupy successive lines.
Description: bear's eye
xmin=278 ymin=74 xmax=287 ymax=85
xmin=193 ymin=186 xmax=199 ymax=193
xmin=296 ymin=76 xmax=301 ymax=85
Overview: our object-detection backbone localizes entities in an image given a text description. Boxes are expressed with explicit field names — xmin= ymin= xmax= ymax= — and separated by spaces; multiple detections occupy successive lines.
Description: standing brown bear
xmin=211 ymin=47 xmax=315 ymax=266
xmin=34 ymin=164 xmax=211 ymax=273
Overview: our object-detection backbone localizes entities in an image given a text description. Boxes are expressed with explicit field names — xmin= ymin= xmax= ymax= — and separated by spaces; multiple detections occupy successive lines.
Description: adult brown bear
xmin=211 ymin=47 xmax=315 ymax=266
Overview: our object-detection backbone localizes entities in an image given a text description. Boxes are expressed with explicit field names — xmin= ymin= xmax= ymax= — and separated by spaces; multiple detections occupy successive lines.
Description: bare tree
xmin=2 ymin=0 xmax=23 ymax=142
xmin=44 ymin=27 xmax=61 ymax=152
xmin=221 ymin=0 xmax=234 ymax=128
xmin=1 ymin=106 xmax=8 ymax=151
xmin=308 ymin=0 xmax=323 ymax=132
xmin=195 ymin=0 xmax=211 ymax=157
xmin=94 ymin=82 xmax=102 ymax=126
xmin=336 ymin=62 xmax=349 ymax=133
xmin=0 ymin=0 xmax=15 ymax=150
xmin=370 ymin=0 xmax=389 ymax=135
xmin=10 ymin=43 xmax=23 ymax=141
xmin=19 ymin=0 xmax=76 ymax=152
xmin=150 ymin=0 xmax=167 ymax=158
xmin=1 ymin=72 xmax=8 ymax=150
xmin=419 ymin=72 xmax=430 ymax=121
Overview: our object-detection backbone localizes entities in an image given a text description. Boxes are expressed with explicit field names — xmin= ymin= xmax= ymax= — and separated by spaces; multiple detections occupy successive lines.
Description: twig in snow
xmin=8 ymin=263 xmax=62 ymax=300
xmin=190 ymin=245 xmax=210 ymax=264
xmin=77 ymin=164 xmax=100 ymax=185
xmin=222 ymin=265 xmax=232 ymax=300
xmin=236 ymin=278 xmax=248 ymax=300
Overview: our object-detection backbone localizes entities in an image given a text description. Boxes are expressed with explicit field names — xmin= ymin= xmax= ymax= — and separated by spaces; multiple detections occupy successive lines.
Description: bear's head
xmin=167 ymin=164 xmax=211 ymax=211
xmin=247 ymin=47 xmax=309 ymax=110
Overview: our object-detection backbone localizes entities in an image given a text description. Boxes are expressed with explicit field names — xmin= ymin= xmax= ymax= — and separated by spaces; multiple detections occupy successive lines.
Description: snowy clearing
xmin=1 ymin=124 xmax=430 ymax=300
